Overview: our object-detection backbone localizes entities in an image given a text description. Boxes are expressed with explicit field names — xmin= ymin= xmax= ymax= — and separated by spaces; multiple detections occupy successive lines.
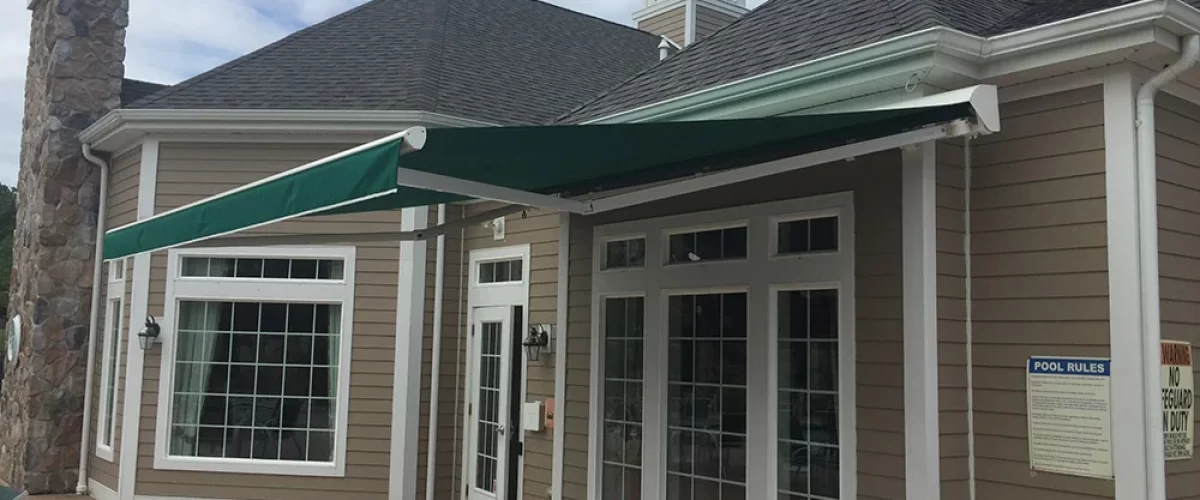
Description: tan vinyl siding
xmin=636 ymin=7 xmax=684 ymax=47
xmin=969 ymin=86 xmax=1113 ymax=499
xmin=134 ymin=143 xmax=401 ymax=499
xmin=565 ymin=151 xmax=907 ymax=499
xmin=936 ymin=140 xmax=969 ymax=499
xmin=90 ymin=146 xmax=140 ymax=489
xmin=1156 ymin=93 xmax=1200 ymax=499
xmin=694 ymin=6 xmax=736 ymax=42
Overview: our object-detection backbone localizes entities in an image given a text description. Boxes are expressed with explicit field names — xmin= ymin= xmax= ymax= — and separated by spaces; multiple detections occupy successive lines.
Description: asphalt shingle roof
xmin=126 ymin=0 xmax=661 ymax=125
xmin=120 ymin=78 xmax=166 ymax=106
xmin=557 ymin=0 xmax=1197 ymax=123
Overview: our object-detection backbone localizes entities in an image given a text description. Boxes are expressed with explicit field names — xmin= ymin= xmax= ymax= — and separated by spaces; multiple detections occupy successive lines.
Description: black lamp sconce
xmin=522 ymin=324 xmax=555 ymax=362
xmin=137 ymin=315 xmax=161 ymax=351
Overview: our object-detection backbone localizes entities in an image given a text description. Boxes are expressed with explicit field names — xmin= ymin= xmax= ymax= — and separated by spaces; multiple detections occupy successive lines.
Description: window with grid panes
xmin=667 ymin=293 xmax=748 ymax=500
xmin=602 ymin=297 xmax=645 ymax=500
xmin=777 ymin=289 xmax=840 ymax=499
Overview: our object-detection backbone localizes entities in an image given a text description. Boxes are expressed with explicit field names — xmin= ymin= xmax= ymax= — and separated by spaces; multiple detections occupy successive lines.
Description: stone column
xmin=0 ymin=0 xmax=126 ymax=493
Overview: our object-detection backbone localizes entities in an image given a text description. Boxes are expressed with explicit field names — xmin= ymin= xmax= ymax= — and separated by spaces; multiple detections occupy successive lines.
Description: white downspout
xmin=77 ymin=143 xmax=109 ymax=495
xmin=1135 ymin=34 xmax=1200 ymax=500
xmin=963 ymin=137 xmax=976 ymax=500
xmin=424 ymin=203 xmax=448 ymax=500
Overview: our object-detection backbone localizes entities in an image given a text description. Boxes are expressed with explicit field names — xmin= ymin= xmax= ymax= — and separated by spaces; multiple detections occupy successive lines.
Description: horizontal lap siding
xmin=578 ymin=152 xmax=907 ymax=499
xmin=1157 ymin=93 xmax=1200 ymax=500
xmin=135 ymin=143 xmax=400 ymax=499
xmin=969 ymin=86 xmax=1113 ymax=499
xmin=636 ymin=8 xmax=684 ymax=47
xmin=90 ymin=146 xmax=140 ymax=490
xmin=937 ymin=140 xmax=969 ymax=499
xmin=694 ymin=6 xmax=736 ymax=41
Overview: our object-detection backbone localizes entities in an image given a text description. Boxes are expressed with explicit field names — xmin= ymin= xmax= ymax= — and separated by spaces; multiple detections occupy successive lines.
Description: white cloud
xmin=0 ymin=0 xmax=767 ymax=187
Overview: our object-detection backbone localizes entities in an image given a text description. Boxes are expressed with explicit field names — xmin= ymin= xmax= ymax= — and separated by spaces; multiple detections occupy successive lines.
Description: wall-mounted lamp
xmin=522 ymin=324 xmax=554 ymax=362
xmin=137 ymin=315 xmax=161 ymax=351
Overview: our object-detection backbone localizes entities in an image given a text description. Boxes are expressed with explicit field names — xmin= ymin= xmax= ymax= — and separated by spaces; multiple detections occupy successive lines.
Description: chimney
xmin=633 ymin=0 xmax=748 ymax=48
xmin=0 ymin=0 xmax=126 ymax=494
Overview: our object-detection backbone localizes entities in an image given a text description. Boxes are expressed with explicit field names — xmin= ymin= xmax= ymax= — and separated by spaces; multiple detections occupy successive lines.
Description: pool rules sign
xmin=1162 ymin=340 xmax=1194 ymax=461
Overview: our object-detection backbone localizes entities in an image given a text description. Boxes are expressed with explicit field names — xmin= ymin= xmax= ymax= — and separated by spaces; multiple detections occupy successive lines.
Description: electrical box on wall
xmin=523 ymin=401 xmax=544 ymax=432
xmin=492 ymin=216 xmax=506 ymax=240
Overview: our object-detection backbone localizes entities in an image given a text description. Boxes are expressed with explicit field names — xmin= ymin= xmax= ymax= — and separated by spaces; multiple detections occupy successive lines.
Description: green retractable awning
xmin=103 ymin=85 xmax=998 ymax=260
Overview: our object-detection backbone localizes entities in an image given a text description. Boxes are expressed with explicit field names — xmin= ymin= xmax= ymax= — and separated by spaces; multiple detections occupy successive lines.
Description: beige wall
xmin=637 ymin=7 xmax=684 ymax=47
xmin=562 ymin=151 xmax=908 ymax=499
xmin=89 ymin=145 xmax=141 ymax=490
xmin=1156 ymin=92 xmax=1200 ymax=499
xmin=969 ymin=86 xmax=1113 ymax=498
xmin=694 ymin=5 xmax=736 ymax=42
xmin=133 ymin=142 xmax=401 ymax=499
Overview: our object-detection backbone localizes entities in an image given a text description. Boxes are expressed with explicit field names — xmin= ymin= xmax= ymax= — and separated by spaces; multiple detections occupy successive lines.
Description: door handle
xmin=497 ymin=425 xmax=506 ymax=436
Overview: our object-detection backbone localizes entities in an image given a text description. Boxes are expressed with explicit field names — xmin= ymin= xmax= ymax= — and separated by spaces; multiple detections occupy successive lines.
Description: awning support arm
xmin=396 ymin=167 xmax=590 ymax=213
xmin=583 ymin=120 xmax=977 ymax=214
xmin=188 ymin=204 xmax=530 ymax=247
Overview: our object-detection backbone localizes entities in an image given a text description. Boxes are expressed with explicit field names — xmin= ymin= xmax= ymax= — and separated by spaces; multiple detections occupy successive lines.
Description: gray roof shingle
xmin=557 ymin=0 xmax=1196 ymax=123
xmin=127 ymin=0 xmax=662 ymax=125
xmin=120 ymin=78 xmax=167 ymax=106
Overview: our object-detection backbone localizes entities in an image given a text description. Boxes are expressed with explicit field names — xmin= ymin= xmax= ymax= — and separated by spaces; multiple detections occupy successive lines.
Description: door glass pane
xmin=668 ymin=293 xmax=748 ymax=500
xmin=476 ymin=321 xmax=502 ymax=493
xmin=602 ymin=297 xmax=644 ymax=500
xmin=777 ymin=290 xmax=840 ymax=499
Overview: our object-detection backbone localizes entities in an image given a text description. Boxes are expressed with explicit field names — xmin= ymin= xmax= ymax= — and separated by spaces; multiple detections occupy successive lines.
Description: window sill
xmin=154 ymin=455 xmax=345 ymax=477
xmin=95 ymin=445 xmax=115 ymax=463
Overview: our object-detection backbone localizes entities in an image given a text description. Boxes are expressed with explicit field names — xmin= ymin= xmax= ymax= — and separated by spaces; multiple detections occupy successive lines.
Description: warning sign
xmin=1162 ymin=340 xmax=1194 ymax=461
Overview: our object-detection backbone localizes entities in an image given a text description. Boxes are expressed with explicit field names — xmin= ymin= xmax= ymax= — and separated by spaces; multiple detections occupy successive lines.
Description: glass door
xmin=468 ymin=306 xmax=514 ymax=500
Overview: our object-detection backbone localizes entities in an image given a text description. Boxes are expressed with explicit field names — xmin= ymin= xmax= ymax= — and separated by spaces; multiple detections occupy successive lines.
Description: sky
xmin=0 ymin=0 xmax=766 ymax=187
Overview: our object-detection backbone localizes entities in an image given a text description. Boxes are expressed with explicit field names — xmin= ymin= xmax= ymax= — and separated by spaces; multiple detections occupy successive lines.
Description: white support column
xmin=390 ymin=206 xmax=430 ymax=500
xmin=902 ymin=141 xmax=940 ymax=499
xmin=1104 ymin=67 xmax=1153 ymax=500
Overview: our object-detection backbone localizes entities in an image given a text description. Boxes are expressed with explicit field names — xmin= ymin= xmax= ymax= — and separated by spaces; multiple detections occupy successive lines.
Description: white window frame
xmin=96 ymin=258 xmax=128 ymax=462
xmin=588 ymin=192 xmax=857 ymax=500
xmin=152 ymin=245 xmax=357 ymax=477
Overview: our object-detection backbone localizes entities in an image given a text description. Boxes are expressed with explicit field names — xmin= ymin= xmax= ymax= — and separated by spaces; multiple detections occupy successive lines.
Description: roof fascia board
xmin=588 ymin=0 xmax=1200 ymax=124
xmin=584 ymin=28 xmax=983 ymax=124
xmin=80 ymin=109 xmax=498 ymax=152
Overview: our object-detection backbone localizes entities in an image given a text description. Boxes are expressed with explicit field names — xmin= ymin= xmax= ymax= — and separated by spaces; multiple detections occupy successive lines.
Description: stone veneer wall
xmin=0 ymin=0 xmax=126 ymax=493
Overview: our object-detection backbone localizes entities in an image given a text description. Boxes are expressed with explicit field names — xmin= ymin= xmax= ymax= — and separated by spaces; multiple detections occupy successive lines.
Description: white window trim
xmin=459 ymin=244 xmax=532 ymax=500
xmin=588 ymin=192 xmax=856 ymax=500
xmin=96 ymin=259 xmax=128 ymax=462
xmin=152 ymin=245 xmax=357 ymax=477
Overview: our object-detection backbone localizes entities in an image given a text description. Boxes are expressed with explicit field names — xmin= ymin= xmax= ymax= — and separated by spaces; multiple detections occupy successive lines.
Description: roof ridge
xmin=128 ymin=0 xmax=384 ymax=108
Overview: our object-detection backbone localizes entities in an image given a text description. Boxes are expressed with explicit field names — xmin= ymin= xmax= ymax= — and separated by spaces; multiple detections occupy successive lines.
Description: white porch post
xmin=1104 ymin=67 xmax=1153 ymax=500
xmin=902 ymin=141 xmax=940 ymax=499
xmin=390 ymin=206 xmax=430 ymax=500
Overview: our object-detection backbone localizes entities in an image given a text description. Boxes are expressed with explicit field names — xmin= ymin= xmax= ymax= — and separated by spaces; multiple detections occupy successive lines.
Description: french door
xmin=468 ymin=306 xmax=515 ymax=500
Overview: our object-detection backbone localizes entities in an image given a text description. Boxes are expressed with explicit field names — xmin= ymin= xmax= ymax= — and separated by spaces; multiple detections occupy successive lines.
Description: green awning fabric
xmin=103 ymin=100 xmax=976 ymax=260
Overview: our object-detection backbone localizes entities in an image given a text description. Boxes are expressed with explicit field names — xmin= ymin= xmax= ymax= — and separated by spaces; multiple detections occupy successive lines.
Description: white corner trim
xmin=151 ymin=245 xmax=356 ymax=477
xmin=551 ymin=213 xmax=570 ymax=500
xmin=902 ymin=141 xmax=940 ymax=500
xmin=1104 ymin=66 xmax=1153 ymax=500
xmin=88 ymin=479 xmax=119 ymax=500
xmin=684 ymin=0 xmax=697 ymax=46
xmin=391 ymin=206 xmax=430 ymax=500
xmin=117 ymin=138 xmax=159 ymax=500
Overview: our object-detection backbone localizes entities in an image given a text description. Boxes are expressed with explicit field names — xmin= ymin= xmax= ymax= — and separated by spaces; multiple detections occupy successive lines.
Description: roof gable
xmin=128 ymin=0 xmax=662 ymax=125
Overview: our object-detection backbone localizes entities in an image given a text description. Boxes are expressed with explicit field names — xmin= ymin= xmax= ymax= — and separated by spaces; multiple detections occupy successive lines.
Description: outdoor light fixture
xmin=137 ymin=315 xmax=161 ymax=351
xmin=523 ymin=324 xmax=554 ymax=362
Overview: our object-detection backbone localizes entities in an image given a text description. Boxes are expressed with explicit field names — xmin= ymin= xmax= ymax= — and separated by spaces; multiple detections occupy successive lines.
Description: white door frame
xmin=588 ymin=192 xmax=857 ymax=500
xmin=460 ymin=244 xmax=532 ymax=500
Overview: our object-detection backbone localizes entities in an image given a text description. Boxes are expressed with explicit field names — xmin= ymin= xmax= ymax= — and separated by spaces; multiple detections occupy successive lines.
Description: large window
xmin=96 ymin=259 xmax=127 ymax=460
xmin=592 ymin=194 xmax=854 ymax=500
xmin=156 ymin=248 xmax=355 ymax=477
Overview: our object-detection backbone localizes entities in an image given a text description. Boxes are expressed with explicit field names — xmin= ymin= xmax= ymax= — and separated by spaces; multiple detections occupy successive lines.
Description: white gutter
xmin=77 ymin=143 xmax=109 ymax=495
xmin=1134 ymin=33 xmax=1200 ymax=500
xmin=424 ymin=204 xmax=448 ymax=500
